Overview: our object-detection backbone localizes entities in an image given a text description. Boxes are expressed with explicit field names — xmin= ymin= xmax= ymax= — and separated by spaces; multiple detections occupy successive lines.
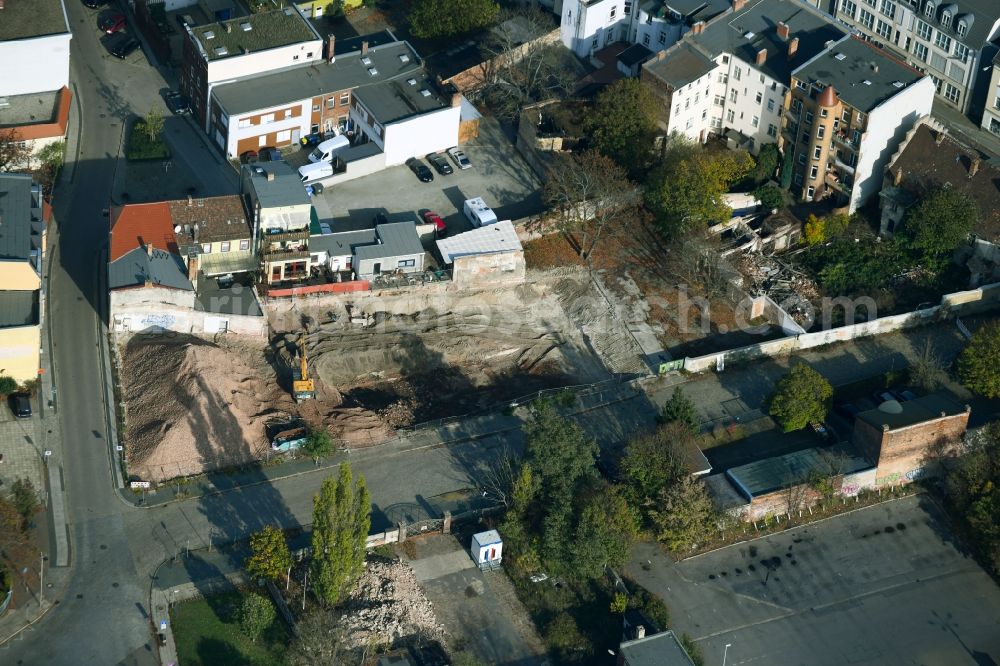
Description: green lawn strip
xmin=126 ymin=121 xmax=170 ymax=161
xmin=170 ymin=589 xmax=288 ymax=666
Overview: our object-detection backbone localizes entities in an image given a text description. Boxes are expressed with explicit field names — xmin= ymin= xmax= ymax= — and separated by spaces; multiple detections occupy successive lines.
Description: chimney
xmin=451 ymin=92 xmax=462 ymax=108
xmin=636 ymin=625 xmax=646 ymax=639
xmin=756 ymin=48 xmax=767 ymax=65
xmin=326 ymin=34 xmax=336 ymax=63
xmin=266 ymin=171 xmax=275 ymax=182
xmin=970 ymin=158 xmax=981 ymax=177
xmin=788 ymin=37 xmax=799 ymax=58
xmin=146 ymin=243 xmax=154 ymax=257
xmin=893 ymin=168 xmax=903 ymax=186
xmin=657 ymin=50 xmax=668 ymax=61
xmin=361 ymin=40 xmax=369 ymax=56
xmin=187 ymin=254 xmax=199 ymax=288
xmin=187 ymin=194 xmax=193 ymax=206
xmin=732 ymin=0 xmax=746 ymax=10
xmin=935 ymin=130 xmax=946 ymax=145
xmin=777 ymin=22 xmax=789 ymax=40
xmin=691 ymin=20 xmax=705 ymax=34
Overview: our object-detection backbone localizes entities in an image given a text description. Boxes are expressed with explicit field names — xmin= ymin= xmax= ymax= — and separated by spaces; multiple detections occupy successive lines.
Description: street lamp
xmin=723 ymin=643 xmax=732 ymax=666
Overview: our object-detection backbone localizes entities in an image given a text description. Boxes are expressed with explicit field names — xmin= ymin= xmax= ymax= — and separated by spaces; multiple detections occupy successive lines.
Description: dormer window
xmin=941 ymin=10 xmax=952 ymax=27
xmin=924 ymin=0 xmax=934 ymax=17
xmin=957 ymin=20 xmax=967 ymax=36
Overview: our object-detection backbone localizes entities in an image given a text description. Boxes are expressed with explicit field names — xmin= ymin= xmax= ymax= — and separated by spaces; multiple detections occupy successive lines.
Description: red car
xmin=101 ymin=13 xmax=126 ymax=34
xmin=423 ymin=211 xmax=446 ymax=237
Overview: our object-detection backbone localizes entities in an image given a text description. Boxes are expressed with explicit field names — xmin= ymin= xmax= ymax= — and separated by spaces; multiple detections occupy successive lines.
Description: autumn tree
xmin=620 ymin=422 xmax=696 ymax=506
xmin=237 ymin=592 xmax=276 ymax=643
xmin=587 ymin=79 xmax=659 ymax=175
xmin=650 ymin=475 xmax=717 ymax=554
xmin=768 ymin=364 xmax=833 ymax=432
xmin=959 ymin=321 xmax=1000 ymax=398
xmin=542 ymin=150 xmax=640 ymax=260
xmin=940 ymin=423 xmax=1000 ymax=573
xmin=409 ymin=0 xmax=499 ymax=39
xmin=658 ymin=387 xmax=699 ymax=433
xmin=804 ymin=213 xmax=850 ymax=246
xmin=245 ymin=525 xmax=292 ymax=583
xmin=901 ymin=185 xmax=978 ymax=256
xmin=310 ymin=464 xmax=371 ymax=607
xmin=909 ymin=338 xmax=948 ymax=393
xmin=287 ymin=607 xmax=343 ymax=666
xmin=645 ymin=149 xmax=754 ymax=238
xmin=0 ymin=128 xmax=30 ymax=173
xmin=752 ymin=143 xmax=780 ymax=184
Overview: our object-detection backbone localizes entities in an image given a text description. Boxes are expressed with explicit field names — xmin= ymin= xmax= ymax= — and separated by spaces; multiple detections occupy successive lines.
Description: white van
xmin=298 ymin=161 xmax=333 ymax=183
xmin=308 ymin=135 xmax=350 ymax=163
xmin=463 ymin=197 xmax=498 ymax=228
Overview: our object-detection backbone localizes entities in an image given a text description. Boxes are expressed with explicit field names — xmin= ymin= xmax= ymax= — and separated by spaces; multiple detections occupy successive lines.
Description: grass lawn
xmin=170 ymin=589 xmax=288 ymax=666
xmin=126 ymin=120 xmax=170 ymax=161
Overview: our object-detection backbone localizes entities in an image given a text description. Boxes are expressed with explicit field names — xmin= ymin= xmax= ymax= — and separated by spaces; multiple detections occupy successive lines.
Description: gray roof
xmin=436 ymin=220 xmax=521 ymax=264
xmin=339 ymin=142 xmax=383 ymax=163
xmin=619 ymin=630 xmax=696 ymax=666
xmin=194 ymin=275 xmax=262 ymax=316
xmin=0 ymin=174 xmax=37 ymax=261
xmin=309 ymin=229 xmax=378 ymax=255
xmin=0 ymin=290 xmax=38 ymax=328
xmin=335 ymin=30 xmax=397 ymax=55
xmin=354 ymin=222 xmax=423 ymax=261
xmin=619 ymin=43 xmax=655 ymax=68
xmin=644 ymin=42 xmax=716 ymax=89
xmin=725 ymin=444 xmax=871 ymax=499
xmin=242 ymin=162 xmax=310 ymax=209
xmin=353 ymin=73 xmax=449 ymax=125
xmin=214 ymin=40 xmax=422 ymax=116
xmin=857 ymin=393 xmax=968 ymax=431
xmin=920 ymin=0 xmax=1000 ymax=48
xmin=649 ymin=0 xmax=847 ymax=84
xmin=0 ymin=90 xmax=61 ymax=128
xmin=108 ymin=247 xmax=193 ymax=291
xmin=189 ymin=8 xmax=318 ymax=62
xmin=793 ymin=36 xmax=927 ymax=113
xmin=0 ymin=0 xmax=69 ymax=41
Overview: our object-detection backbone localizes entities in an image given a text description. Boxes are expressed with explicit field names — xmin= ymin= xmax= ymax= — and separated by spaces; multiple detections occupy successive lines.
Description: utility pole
xmin=39 ymin=552 xmax=44 ymax=605
xmin=301 ymin=570 xmax=308 ymax=611
xmin=723 ymin=643 xmax=732 ymax=666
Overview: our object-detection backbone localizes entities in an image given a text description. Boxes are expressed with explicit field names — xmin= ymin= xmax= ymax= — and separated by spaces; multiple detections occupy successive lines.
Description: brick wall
xmin=874 ymin=411 xmax=970 ymax=485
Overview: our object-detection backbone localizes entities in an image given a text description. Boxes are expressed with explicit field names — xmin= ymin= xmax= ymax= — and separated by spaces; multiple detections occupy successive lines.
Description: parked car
xmin=423 ymin=211 xmax=446 ymax=237
xmin=82 ymin=0 xmax=108 ymax=8
xmin=164 ymin=91 xmax=189 ymax=115
xmin=239 ymin=150 xmax=259 ymax=164
xmin=447 ymin=146 xmax=471 ymax=169
xmin=407 ymin=158 xmax=434 ymax=183
xmin=259 ymin=147 xmax=282 ymax=162
xmin=9 ymin=393 xmax=31 ymax=419
xmin=100 ymin=13 xmax=126 ymax=34
xmin=427 ymin=153 xmax=453 ymax=175
xmin=110 ymin=36 xmax=140 ymax=59
xmin=810 ymin=421 xmax=834 ymax=444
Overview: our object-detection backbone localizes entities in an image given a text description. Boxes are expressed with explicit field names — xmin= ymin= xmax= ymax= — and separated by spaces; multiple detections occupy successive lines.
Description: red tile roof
xmin=109 ymin=202 xmax=177 ymax=262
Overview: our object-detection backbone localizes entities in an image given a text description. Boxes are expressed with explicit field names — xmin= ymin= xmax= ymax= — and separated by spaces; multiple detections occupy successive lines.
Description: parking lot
xmin=627 ymin=495 xmax=1000 ymax=665
xmin=310 ymin=117 xmax=543 ymax=234
xmin=0 ymin=395 xmax=46 ymax=500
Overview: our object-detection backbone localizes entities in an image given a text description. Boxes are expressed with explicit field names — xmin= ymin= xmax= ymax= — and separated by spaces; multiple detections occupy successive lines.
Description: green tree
xmin=940 ymin=423 xmax=1000 ymax=573
xmin=658 ymin=387 xmax=699 ymax=433
xmin=621 ymin=422 xmax=693 ymax=504
xmin=645 ymin=150 xmax=754 ymax=238
xmin=237 ymin=592 xmax=276 ymax=643
xmin=901 ymin=185 xmax=978 ymax=256
xmin=587 ymin=79 xmax=659 ymax=175
xmin=650 ymin=475 xmax=717 ymax=554
xmin=754 ymin=184 xmax=784 ymax=211
xmin=9 ymin=479 xmax=38 ymax=529
xmin=959 ymin=321 xmax=1000 ymax=398
xmin=409 ymin=0 xmax=499 ymax=39
xmin=0 ymin=376 xmax=17 ymax=395
xmin=245 ymin=525 xmax=292 ymax=582
xmin=143 ymin=109 xmax=164 ymax=143
xmin=768 ymin=364 xmax=833 ymax=432
xmin=310 ymin=464 xmax=371 ymax=607
xmin=0 ymin=128 xmax=30 ymax=172
xmin=753 ymin=143 xmax=780 ymax=184
xmin=574 ymin=488 xmax=639 ymax=577
xmin=302 ymin=427 xmax=333 ymax=466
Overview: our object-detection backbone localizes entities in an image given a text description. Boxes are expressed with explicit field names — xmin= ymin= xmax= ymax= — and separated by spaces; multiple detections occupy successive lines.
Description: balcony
xmin=824 ymin=167 xmax=851 ymax=194
xmin=261 ymin=228 xmax=309 ymax=242
xmin=832 ymin=130 xmax=859 ymax=150
xmin=263 ymin=246 xmax=310 ymax=260
xmin=831 ymin=155 xmax=856 ymax=174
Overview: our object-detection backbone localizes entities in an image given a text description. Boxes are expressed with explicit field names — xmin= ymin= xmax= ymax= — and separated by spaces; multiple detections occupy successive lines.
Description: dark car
xmin=110 ymin=36 xmax=141 ymax=59
xmin=82 ymin=0 xmax=108 ymax=8
xmin=259 ymin=147 xmax=282 ymax=162
xmin=423 ymin=210 xmax=446 ymax=237
xmin=407 ymin=158 xmax=434 ymax=183
xmin=9 ymin=393 xmax=31 ymax=419
xmin=239 ymin=150 xmax=259 ymax=164
xmin=427 ymin=153 xmax=453 ymax=175
xmin=100 ymin=13 xmax=126 ymax=34
xmin=164 ymin=91 xmax=189 ymax=115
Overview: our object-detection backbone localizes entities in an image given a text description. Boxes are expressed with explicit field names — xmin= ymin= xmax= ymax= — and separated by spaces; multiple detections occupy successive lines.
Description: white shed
xmin=470 ymin=530 xmax=503 ymax=570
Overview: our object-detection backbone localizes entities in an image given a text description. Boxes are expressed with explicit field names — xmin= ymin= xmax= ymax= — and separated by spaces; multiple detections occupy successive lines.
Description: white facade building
xmin=0 ymin=0 xmax=71 ymax=97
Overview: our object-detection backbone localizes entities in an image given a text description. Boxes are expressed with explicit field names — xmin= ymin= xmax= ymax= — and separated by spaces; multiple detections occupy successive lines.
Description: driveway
xmin=311 ymin=116 xmax=543 ymax=232
xmin=626 ymin=495 xmax=1000 ymax=666
xmin=0 ymin=396 xmax=45 ymax=497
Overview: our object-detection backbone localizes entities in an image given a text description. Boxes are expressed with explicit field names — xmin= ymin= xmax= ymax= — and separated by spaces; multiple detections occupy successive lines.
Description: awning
xmin=198 ymin=251 xmax=257 ymax=276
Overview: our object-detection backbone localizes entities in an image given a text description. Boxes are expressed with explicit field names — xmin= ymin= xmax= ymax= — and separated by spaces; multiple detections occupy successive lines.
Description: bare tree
xmin=542 ymin=151 xmax=641 ymax=260
xmin=908 ymin=337 xmax=948 ymax=393
xmin=287 ymin=607 xmax=344 ymax=666
xmin=667 ymin=233 xmax=731 ymax=300
xmin=0 ymin=128 xmax=31 ymax=172
xmin=479 ymin=445 xmax=520 ymax=508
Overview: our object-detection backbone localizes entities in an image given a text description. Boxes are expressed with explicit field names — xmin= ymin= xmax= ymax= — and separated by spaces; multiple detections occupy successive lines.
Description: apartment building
xmin=828 ymin=0 xmax=1000 ymax=118
xmin=180 ymin=7 xmax=323 ymax=133
xmin=979 ymin=50 xmax=1000 ymax=135
xmin=784 ymin=35 xmax=934 ymax=211
xmin=239 ymin=162 xmax=313 ymax=285
xmin=641 ymin=0 xmax=846 ymax=153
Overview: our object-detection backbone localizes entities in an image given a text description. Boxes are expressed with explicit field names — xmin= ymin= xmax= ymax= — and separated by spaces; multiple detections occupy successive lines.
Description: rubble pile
xmin=736 ymin=252 xmax=821 ymax=327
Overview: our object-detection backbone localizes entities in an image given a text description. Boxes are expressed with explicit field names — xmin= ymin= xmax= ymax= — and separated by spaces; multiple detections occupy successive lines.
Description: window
xmin=718 ymin=72 xmax=728 ymax=84
xmin=944 ymin=83 xmax=960 ymax=104
xmin=796 ymin=80 xmax=808 ymax=91
xmin=842 ymin=110 xmax=851 ymax=122
xmin=798 ymin=152 xmax=806 ymax=165
xmin=820 ymin=108 xmax=828 ymax=118
xmin=734 ymin=67 xmax=743 ymax=82
xmin=658 ymin=31 xmax=666 ymax=45
xmin=722 ymin=55 xmax=729 ymax=64
xmin=261 ymin=113 xmax=274 ymax=124
xmin=397 ymin=259 xmax=416 ymax=268
xmin=714 ymin=94 xmax=725 ymax=106
xmin=340 ymin=93 xmax=350 ymax=105
xmin=726 ymin=109 xmax=735 ymax=122
xmin=991 ymin=118 xmax=1000 ymax=135
xmin=609 ymin=5 xmax=616 ymax=19
xmin=940 ymin=10 xmax=951 ymax=27
xmin=876 ymin=19 xmax=891 ymax=38
xmin=202 ymin=243 xmax=211 ymax=254
xmin=767 ymin=99 xmax=775 ymax=112
xmin=755 ymin=92 xmax=762 ymax=103
xmin=840 ymin=0 xmax=857 ymax=18
xmin=813 ymin=146 xmax=822 ymax=159
xmin=685 ymin=118 xmax=693 ymax=130
xmin=794 ymin=173 xmax=803 ymax=186
xmin=859 ymin=9 xmax=874 ymax=29
xmin=957 ymin=20 xmax=967 ymax=37
xmin=239 ymin=239 xmax=250 ymax=251
xmin=326 ymin=97 xmax=336 ymax=109
xmin=879 ymin=0 xmax=895 ymax=19
xmin=852 ymin=129 xmax=862 ymax=144
xmin=238 ymin=118 xmax=251 ymax=129
xmin=916 ymin=19 xmax=932 ymax=40
xmin=817 ymin=125 xmax=825 ymax=138
xmin=935 ymin=32 xmax=951 ymax=51
xmin=805 ymin=110 xmax=814 ymax=125
xmin=276 ymin=129 xmax=290 ymax=142
xmin=810 ymin=165 xmax=819 ymax=179
xmin=694 ymin=93 xmax=700 ymax=103
xmin=221 ymin=241 xmax=231 ymax=253
xmin=913 ymin=42 xmax=929 ymax=62
xmin=730 ymin=90 xmax=738 ymax=103
xmin=684 ymin=99 xmax=690 ymax=110
xmin=702 ymin=109 xmax=707 ymax=120
xmin=954 ymin=43 xmax=970 ymax=61
xmin=807 ymin=186 xmax=815 ymax=199
xmin=711 ymin=116 xmax=722 ymax=128
xmin=642 ymin=34 xmax=650 ymax=46
xmin=258 ymin=135 xmax=266 ymax=147
xmin=759 ymin=74 xmax=765 ymax=84
xmin=312 ymin=103 xmax=320 ymax=112
xmin=752 ymin=115 xmax=759 ymax=128
xmin=767 ymin=124 xmax=777 ymax=137
xmin=924 ymin=1 xmax=934 ymax=18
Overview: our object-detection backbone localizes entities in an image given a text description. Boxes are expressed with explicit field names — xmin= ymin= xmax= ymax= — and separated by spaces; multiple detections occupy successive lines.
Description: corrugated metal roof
xmin=436 ymin=219 xmax=521 ymax=264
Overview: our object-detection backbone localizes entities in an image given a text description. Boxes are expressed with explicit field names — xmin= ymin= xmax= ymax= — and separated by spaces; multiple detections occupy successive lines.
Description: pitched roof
xmin=354 ymin=222 xmax=423 ymax=261
xmin=107 ymin=246 xmax=192 ymax=291
xmin=619 ymin=630 xmax=696 ymax=665
xmin=0 ymin=173 xmax=37 ymax=261
xmin=917 ymin=0 xmax=1000 ymax=48
xmin=887 ymin=121 xmax=1000 ymax=241
xmin=644 ymin=42 xmax=716 ymax=90
xmin=109 ymin=202 xmax=178 ymax=262
xmin=168 ymin=195 xmax=251 ymax=250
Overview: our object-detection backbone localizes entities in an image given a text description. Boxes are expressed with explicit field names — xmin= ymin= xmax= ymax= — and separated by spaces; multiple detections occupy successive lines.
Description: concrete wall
xmin=0 ymin=33 xmax=71 ymax=97
xmin=0 ymin=262 xmax=41 ymax=291
xmin=111 ymin=306 xmax=267 ymax=337
xmin=839 ymin=466 xmax=877 ymax=497
xmin=452 ymin=250 xmax=526 ymax=288
xmin=354 ymin=251 xmax=424 ymax=279
xmin=0 ymin=325 xmax=40 ymax=383
xmin=206 ymin=41 xmax=322 ymax=85
xmin=381 ymin=105 xmax=461 ymax=166
xmin=110 ymin=286 xmax=197 ymax=312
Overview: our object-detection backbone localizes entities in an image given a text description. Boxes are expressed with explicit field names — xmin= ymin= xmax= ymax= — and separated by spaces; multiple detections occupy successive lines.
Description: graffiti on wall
xmin=139 ymin=313 xmax=177 ymax=330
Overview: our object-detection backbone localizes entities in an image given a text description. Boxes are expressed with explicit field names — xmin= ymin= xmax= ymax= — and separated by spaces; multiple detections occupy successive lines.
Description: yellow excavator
xmin=292 ymin=337 xmax=316 ymax=402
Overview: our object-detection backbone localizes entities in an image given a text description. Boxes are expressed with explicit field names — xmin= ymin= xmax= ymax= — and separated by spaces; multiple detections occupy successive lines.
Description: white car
xmin=447 ymin=147 xmax=472 ymax=170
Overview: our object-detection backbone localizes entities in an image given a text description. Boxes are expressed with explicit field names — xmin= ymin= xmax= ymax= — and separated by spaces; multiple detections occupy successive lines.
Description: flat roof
xmin=0 ymin=90 xmax=61 ymax=128
xmin=619 ymin=43 xmax=655 ymax=68
xmin=644 ymin=42 xmax=716 ymax=89
xmin=309 ymin=229 xmax=378 ymax=256
xmin=857 ymin=393 xmax=968 ymax=431
xmin=619 ymin=630 xmax=696 ymax=665
xmin=354 ymin=222 xmax=423 ymax=261
xmin=213 ymin=39 xmax=421 ymax=115
xmin=0 ymin=290 xmax=38 ymax=328
xmin=195 ymin=274 xmax=262 ymax=316
xmin=0 ymin=173 xmax=38 ymax=261
xmin=108 ymin=246 xmax=192 ymax=291
xmin=351 ymin=72 xmax=449 ymax=125
xmin=191 ymin=8 xmax=317 ymax=62
xmin=436 ymin=219 xmax=521 ymax=264
xmin=242 ymin=162 xmax=310 ymax=209
xmin=726 ymin=444 xmax=871 ymax=499
xmin=0 ymin=0 xmax=69 ymax=41
xmin=793 ymin=36 xmax=926 ymax=113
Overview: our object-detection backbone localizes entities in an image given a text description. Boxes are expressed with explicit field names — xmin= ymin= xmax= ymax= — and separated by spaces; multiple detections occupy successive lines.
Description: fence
xmin=0 ymin=589 xmax=12 ymax=617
